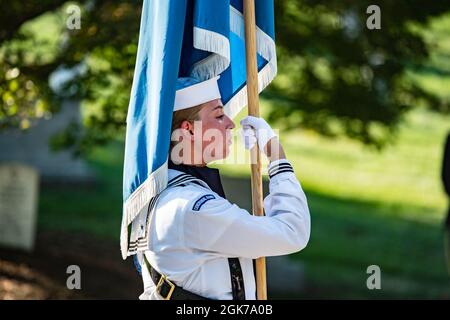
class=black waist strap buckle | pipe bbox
[143,255,209,300]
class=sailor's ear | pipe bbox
[180,120,195,140]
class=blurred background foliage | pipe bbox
[272,0,450,147]
[0,0,449,151]
[1,1,450,299]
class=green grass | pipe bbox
[38,104,450,299]
[296,191,449,299]
[38,140,124,238]
[214,104,450,299]
[216,104,449,216]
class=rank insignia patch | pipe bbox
[192,194,215,211]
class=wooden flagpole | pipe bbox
[243,0,267,300]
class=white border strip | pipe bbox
[120,159,168,259]
[190,27,230,80]
[224,5,278,119]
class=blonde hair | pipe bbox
[170,104,204,149]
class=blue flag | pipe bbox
[121,0,277,259]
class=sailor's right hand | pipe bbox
[240,116,286,162]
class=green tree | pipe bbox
[0,0,449,152]
[272,0,450,146]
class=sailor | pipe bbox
[130,76,311,300]
[442,132,450,275]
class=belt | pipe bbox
[143,255,209,300]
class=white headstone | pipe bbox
[0,164,39,251]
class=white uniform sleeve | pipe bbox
[183,159,311,259]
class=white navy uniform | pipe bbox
[136,159,311,300]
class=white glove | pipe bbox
[240,116,277,151]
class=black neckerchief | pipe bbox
[168,159,246,300]
[168,160,226,198]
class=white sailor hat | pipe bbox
[174,76,221,112]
